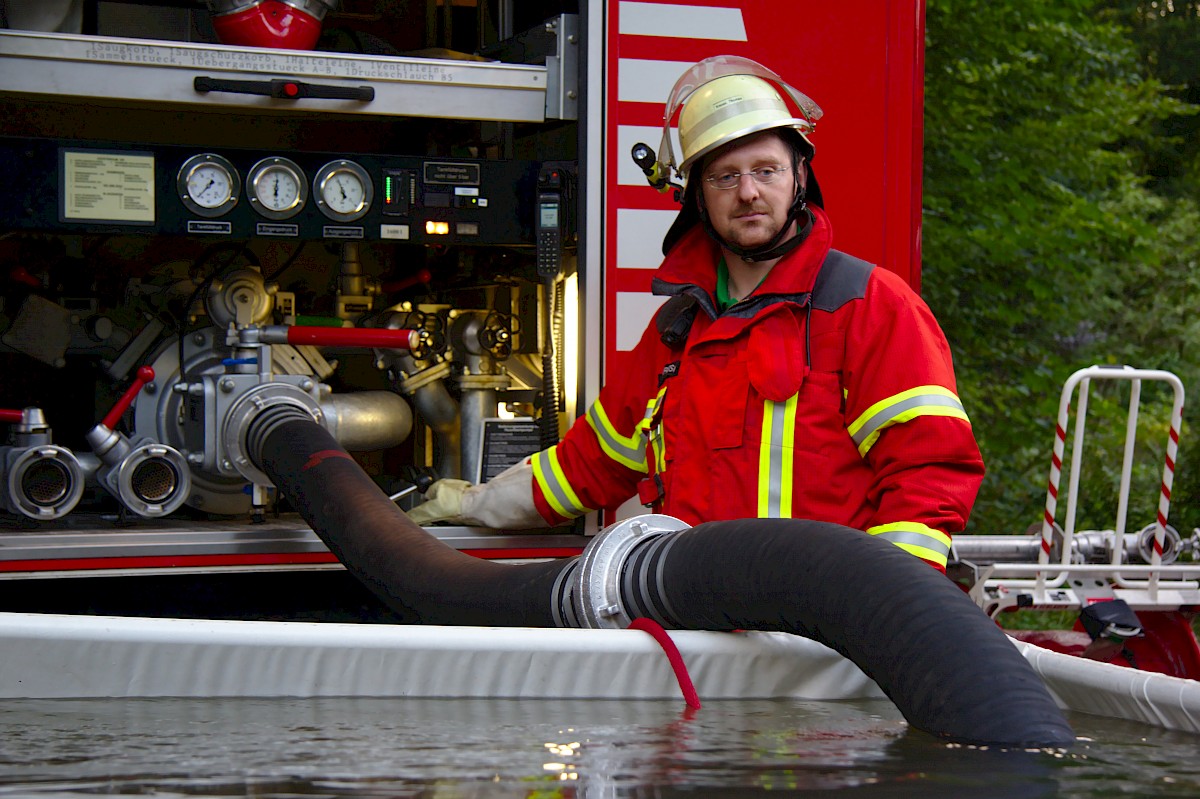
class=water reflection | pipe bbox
[0,697,1196,797]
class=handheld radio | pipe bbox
[536,166,565,277]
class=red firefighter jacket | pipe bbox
[531,207,984,570]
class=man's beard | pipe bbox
[724,203,782,249]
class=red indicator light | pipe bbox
[283,83,299,97]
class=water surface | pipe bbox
[0,697,1196,797]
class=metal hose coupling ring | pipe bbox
[107,441,192,518]
[239,393,324,484]
[3,445,85,521]
[573,514,691,629]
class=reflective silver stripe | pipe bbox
[585,402,647,472]
[870,530,952,561]
[686,97,796,154]
[850,393,965,450]
[532,449,590,518]
[758,394,796,518]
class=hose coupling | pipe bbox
[573,514,691,629]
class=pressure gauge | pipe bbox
[178,153,240,218]
[247,157,307,220]
[314,159,373,222]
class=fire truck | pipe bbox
[0,0,926,618]
[7,0,1191,625]
[1,2,1198,734]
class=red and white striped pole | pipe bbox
[1149,394,1185,591]
[1040,415,1068,565]
[1039,374,1083,575]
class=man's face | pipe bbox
[698,132,806,252]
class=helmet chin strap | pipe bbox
[697,164,814,263]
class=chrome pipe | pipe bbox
[320,391,413,452]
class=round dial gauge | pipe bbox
[178,154,240,218]
[247,157,307,220]
[314,160,373,222]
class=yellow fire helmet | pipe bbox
[659,55,823,181]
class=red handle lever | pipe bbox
[0,409,24,424]
[275,326,417,350]
[102,366,155,430]
[8,266,41,289]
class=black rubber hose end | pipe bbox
[642,519,1075,748]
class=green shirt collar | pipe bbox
[715,256,770,310]
[715,256,733,310]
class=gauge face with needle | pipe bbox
[178,154,240,218]
[247,157,307,220]
[314,160,373,222]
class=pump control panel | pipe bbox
[0,137,538,246]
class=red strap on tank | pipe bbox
[628,617,701,709]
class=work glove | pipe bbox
[406,478,470,525]
[406,458,550,530]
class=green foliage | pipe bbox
[1096,1,1200,202]
[922,0,1200,535]
[1001,609,1081,630]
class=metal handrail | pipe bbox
[987,366,1185,601]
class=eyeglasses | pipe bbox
[703,165,791,190]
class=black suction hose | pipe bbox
[254,410,577,627]
[251,412,1072,748]
[621,519,1075,748]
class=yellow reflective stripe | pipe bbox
[635,389,667,434]
[847,385,969,456]
[639,388,668,475]
[585,399,648,472]
[644,390,665,426]
[532,447,593,519]
[757,393,798,518]
[651,425,667,474]
[867,522,952,568]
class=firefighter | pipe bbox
[410,56,984,572]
